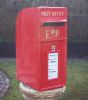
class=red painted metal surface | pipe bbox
[16,7,67,91]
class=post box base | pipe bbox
[19,82,66,100]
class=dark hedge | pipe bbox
[0,0,88,42]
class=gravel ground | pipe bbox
[0,71,10,97]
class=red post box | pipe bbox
[16,7,67,91]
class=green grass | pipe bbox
[60,58,88,100]
[0,58,88,100]
[0,59,23,100]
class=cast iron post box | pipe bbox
[16,7,67,91]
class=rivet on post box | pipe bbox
[16,7,67,91]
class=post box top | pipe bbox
[17,7,67,21]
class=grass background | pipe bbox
[0,58,88,100]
